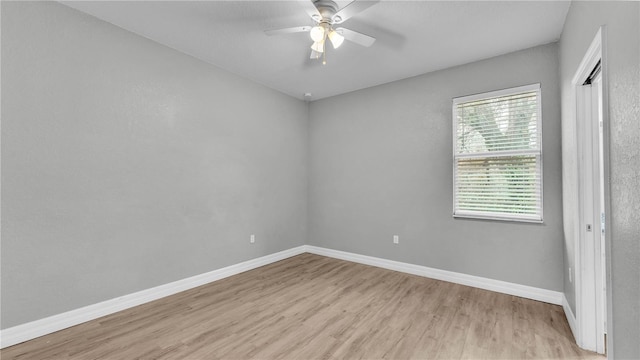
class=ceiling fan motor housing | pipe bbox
[313,0,340,24]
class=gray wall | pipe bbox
[309,43,564,292]
[559,2,640,358]
[1,2,308,329]
[5,3,636,356]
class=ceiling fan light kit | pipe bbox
[310,25,325,42]
[328,29,345,49]
[264,0,378,65]
[311,40,325,53]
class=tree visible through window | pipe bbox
[453,84,542,222]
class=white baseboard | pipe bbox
[562,293,578,341]
[304,245,563,305]
[0,246,306,349]
[1,244,566,349]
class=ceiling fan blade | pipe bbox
[335,27,376,47]
[264,26,312,36]
[332,0,379,24]
[298,0,321,21]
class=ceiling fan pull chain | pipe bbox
[322,30,328,65]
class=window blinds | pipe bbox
[453,84,542,222]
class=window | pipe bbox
[453,84,542,222]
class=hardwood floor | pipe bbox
[1,253,603,359]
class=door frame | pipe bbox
[571,26,613,356]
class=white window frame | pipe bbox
[452,83,543,223]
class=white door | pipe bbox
[577,62,607,355]
[573,27,610,356]
[590,69,607,355]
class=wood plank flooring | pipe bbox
[1,253,603,359]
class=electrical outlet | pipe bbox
[569,267,572,283]
[250,234,255,244]
[393,235,399,244]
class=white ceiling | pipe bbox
[61,1,570,101]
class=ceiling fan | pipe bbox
[265,0,379,64]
